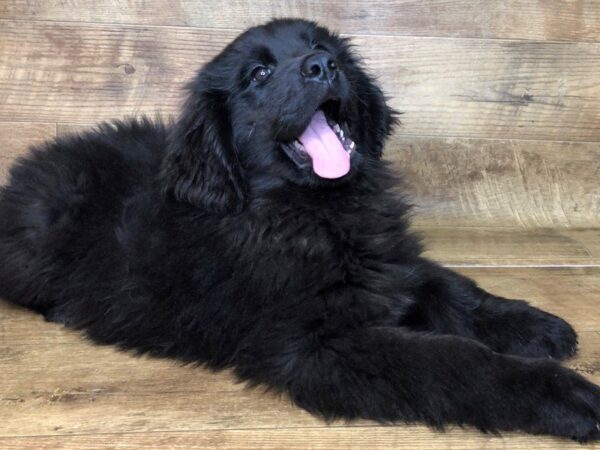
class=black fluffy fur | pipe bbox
[1,19,599,441]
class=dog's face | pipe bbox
[225,20,362,182]
[162,19,396,212]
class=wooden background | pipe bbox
[0,1,599,449]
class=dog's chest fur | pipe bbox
[219,190,421,316]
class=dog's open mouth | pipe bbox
[281,102,355,179]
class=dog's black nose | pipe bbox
[301,52,338,83]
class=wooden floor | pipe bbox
[1,1,599,448]
[0,232,599,449]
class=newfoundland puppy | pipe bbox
[0,19,598,441]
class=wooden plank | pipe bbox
[0,226,598,346]
[52,128,600,229]
[0,122,54,159]
[0,122,55,184]
[456,267,600,332]
[1,424,600,450]
[1,314,589,390]
[390,136,600,228]
[420,227,600,266]
[0,325,323,435]
[0,303,79,345]
[0,324,597,438]
[4,126,599,229]
[563,229,600,259]
[0,268,598,437]
[0,22,229,124]
[1,0,599,42]
[1,21,599,141]
[361,36,600,142]
[56,124,91,136]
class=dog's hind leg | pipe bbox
[235,326,600,440]
[400,260,578,360]
[0,189,56,308]
[0,143,103,315]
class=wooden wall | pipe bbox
[1,1,599,228]
[1,4,600,449]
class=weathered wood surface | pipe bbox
[1,21,599,142]
[0,122,55,184]
[1,17,599,229]
[1,425,599,450]
[1,3,599,448]
[455,267,600,332]
[0,267,598,446]
[1,0,599,42]
[3,129,600,230]
[391,137,600,228]
[421,227,600,266]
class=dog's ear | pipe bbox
[351,68,399,159]
[161,77,246,213]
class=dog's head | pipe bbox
[162,19,397,212]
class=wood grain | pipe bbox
[456,267,600,332]
[0,122,55,184]
[420,227,600,266]
[1,425,599,450]
[3,125,599,229]
[1,21,600,142]
[563,228,600,260]
[52,129,600,230]
[1,267,598,439]
[52,129,600,229]
[1,0,599,42]
[52,128,600,229]
[390,136,600,228]
[1,4,600,448]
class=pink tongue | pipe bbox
[298,110,350,179]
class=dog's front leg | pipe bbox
[236,326,600,440]
[401,259,578,360]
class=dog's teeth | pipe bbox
[343,139,354,154]
[339,130,344,140]
[333,123,341,133]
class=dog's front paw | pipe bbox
[477,299,578,360]
[513,310,578,360]
[534,363,600,442]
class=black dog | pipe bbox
[1,19,598,441]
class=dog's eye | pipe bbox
[311,41,329,52]
[251,66,272,83]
